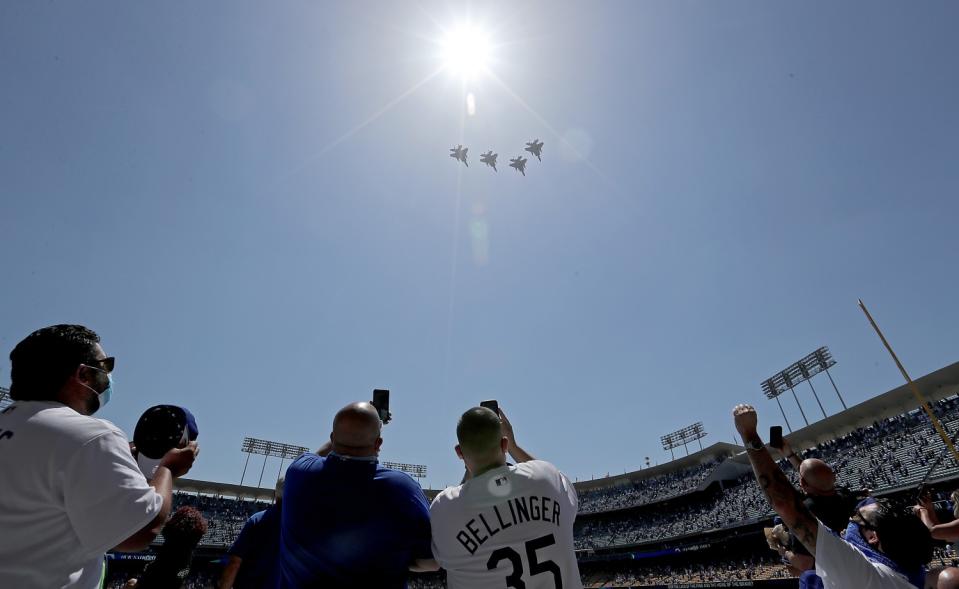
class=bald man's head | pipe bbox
[799,459,836,495]
[456,407,505,458]
[330,402,382,457]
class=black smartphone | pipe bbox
[372,389,390,423]
[769,426,783,449]
[480,399,499,416]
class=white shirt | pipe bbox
[0,401,163,589]
[815,519,915,589]
[430,460,583,589]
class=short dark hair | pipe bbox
[872,500,933,569]
[456,407,503,455]
[9,325,101,401]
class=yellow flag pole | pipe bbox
[858,299,959,464]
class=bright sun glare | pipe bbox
[440,25,491,80]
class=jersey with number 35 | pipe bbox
[430,460,582,589]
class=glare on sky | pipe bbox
[439,25,492,81]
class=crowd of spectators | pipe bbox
[584,553,791,587]
[576,396,959,550]
[105,570,217,589]
[803,397,959,492]
[576,476,775,549]
[170,494,270,547]
[578,459,723,514]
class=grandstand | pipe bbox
[0,386,11,411]
[106,361,959,588]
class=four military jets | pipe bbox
[449,140,544,176]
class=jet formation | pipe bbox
[449,139,544,176]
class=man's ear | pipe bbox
[74,364,93,386]
[455,444,464,460]
[374,437,383,452]
[501,437,509,454]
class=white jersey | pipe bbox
[0,401,163,589]
[430,460,582,589]
[814,520,915,589]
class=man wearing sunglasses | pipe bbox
[0,324,199,589]
[733,403,932,589]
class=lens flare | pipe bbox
[440,25,491,80]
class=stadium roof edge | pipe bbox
[727,360,959,464]
[572,442,743,492]
[174,477,277,501]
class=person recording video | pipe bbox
[428,405,583,589]
[275,399,432,588]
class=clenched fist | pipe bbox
[733,404,759,439]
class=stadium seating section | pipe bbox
[107,395,959,587]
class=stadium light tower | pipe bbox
[661,422,707,460]
[381,461,428,480]
[762,346,846,432]
[240,437,310,489]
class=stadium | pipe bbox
[90,360,959,588]
[3,2,959,589]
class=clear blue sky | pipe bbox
[2,1,957,489]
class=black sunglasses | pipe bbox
[854,509,875,530]
[85,357,116,373]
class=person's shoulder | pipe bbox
[869,562,917,587]
[288,452,323,471]
[248,508,269,524]
[429,484,464,514]
[516,459,562,478]
[29,402,122,444]
[378,464,424,492]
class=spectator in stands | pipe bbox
[734,403,932,589]
[773,439,857,575]
[0,325,198,589]
[276,401,433,587]
[220,476,285,589]
[428,406,583,589]
[131,506,209,588]
[917,490,959,543]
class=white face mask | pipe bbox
[79,365,113,413]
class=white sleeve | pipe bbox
[531,460,578,512]
[559,470,578,512]
[814,520,903,588]
[63,429,164,554]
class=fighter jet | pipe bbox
[524,139,544,162]
[509,156,527,176]
[480,151,498,171]
[449,145,468,167]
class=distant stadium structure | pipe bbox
[105,361,959,588]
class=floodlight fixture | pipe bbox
[382,461,428,479]
[761,346,846,432]
[239,437,310,489]
[661,422,707,459]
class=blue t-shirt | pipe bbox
[229,504,281,589]
[277,453,432,588]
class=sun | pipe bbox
[440,25,491,81]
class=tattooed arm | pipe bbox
[734,404,820,554]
